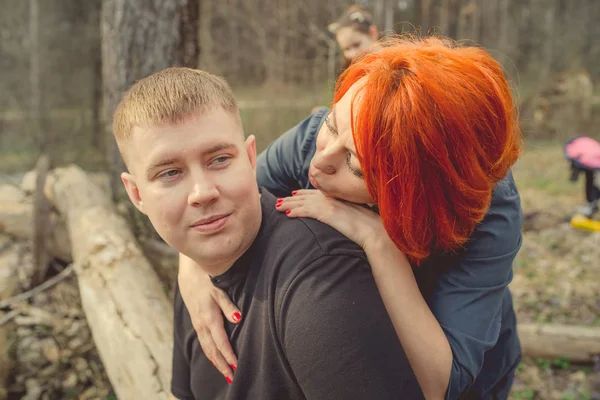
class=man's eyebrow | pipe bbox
[146,158,177,176]
[146,142,237,176]
[204,142,237,154]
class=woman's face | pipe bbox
[309,82,374,205]
[336,26,378,62]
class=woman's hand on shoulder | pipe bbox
[178,254,240,382]
[275,189,389,250]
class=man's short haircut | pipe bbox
[112,67,239,144]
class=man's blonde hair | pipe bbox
[113,67,238,143]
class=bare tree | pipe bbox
[439,0,450,36]
[497,0,510,68]
[539,0,556,83]
[469,0,480,43]
[421,0,431,34]
[180,0,199,68]
[29,0,42,153]
[198,0,215,71]
[101,0,185,197]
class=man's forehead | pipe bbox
[127,113,244,173]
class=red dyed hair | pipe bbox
[333,36,521,264]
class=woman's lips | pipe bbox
[190,214,230,233]
[308,173,320,189]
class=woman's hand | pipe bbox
[178,254,241,383]
[275,189,389,250]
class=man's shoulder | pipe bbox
[263,205,367,272]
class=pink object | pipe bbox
[565,136,600,169]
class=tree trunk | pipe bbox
[29,0,42,154]
[469,0,480,43]
[31,155,51,287]
[180,0,200,68]
[383,0,394,33]
[497,0,510,68]
[456,0,466,39]
[421,0,430,35]
[101,0,184,198]
[198,0,215,70]
[49,165,173,400]
[439,0,450,36]
[539,0,556,83]
[228,0,241,81]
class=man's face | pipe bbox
[121,107,262,271]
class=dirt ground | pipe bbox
[1,141,599,400]
[509,142,600,400]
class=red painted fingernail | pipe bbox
[292,191,297,195]
[232,312,242,323]
[231,364,237,371]
[277,198,283,203]
[276,203,281,208]
[210,360,215,366]
[285,210,291,215]
[226,376,233,384]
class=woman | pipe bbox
[328,5,379,68]
[178,36,523,399]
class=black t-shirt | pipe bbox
[171,190,423,400]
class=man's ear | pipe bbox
[121,172,146,214]
[245,135,257,170]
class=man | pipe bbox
[113,67,423,399]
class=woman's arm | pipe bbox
[365,237,452,400]
[278,176,522,399]
[278,190,451,399]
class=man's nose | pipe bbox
[187,172,219,206]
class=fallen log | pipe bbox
[49,165,173,400]
[518,323,600,363]
[0,183,71,263]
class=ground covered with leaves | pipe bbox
[510,143,600,400]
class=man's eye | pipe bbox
[210,155,232,167]
[158,169,180,180]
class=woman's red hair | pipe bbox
[333,36,521,264]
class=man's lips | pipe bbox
[190,214,230,233]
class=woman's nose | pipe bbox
[312,150,338,175]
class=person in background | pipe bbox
[328,5,380,69]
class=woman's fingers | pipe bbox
[210,319,239,372]
[210,289,240,368]
[212,288,242,325]
[196,324,234,384]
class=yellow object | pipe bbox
[570,213,600,232]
